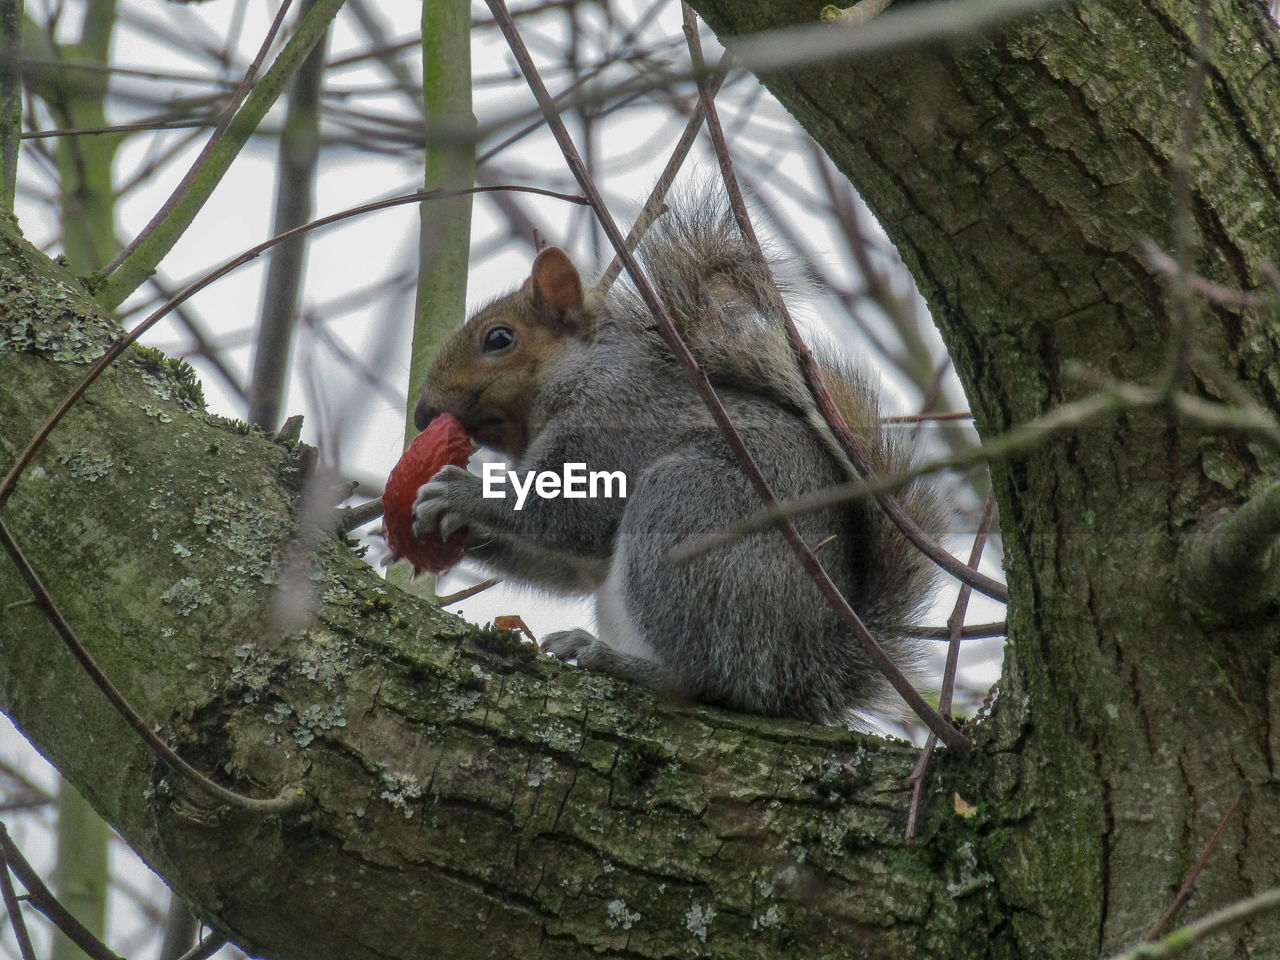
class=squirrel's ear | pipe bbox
[528,247,584,318]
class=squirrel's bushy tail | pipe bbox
[605,194,944,650]
[605,198,812,412]
[818,348,947,645]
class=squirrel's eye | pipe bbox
[482,326,516,353]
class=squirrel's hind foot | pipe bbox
[541,628,596,662]
[541,629,675,694]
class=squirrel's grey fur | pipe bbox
[414,196,944,724]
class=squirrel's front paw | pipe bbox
[413,464,480,541]
[541,628,597,662]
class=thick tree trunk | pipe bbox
[2,1,1279,959]
[685,0,1280,956]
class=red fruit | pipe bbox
[382,413,474,575]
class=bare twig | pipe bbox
[0,824,125,960]
[720,0,1064,76]
[21,117,216,140]
[0,792,52,813]
[1141,240,1271,312]
[248,0,331,431]
[1160,0,1212,395]
[882,411,974,424]
[596,65,727,291]
[438,577,502,606]
[176,932,229,960]
[338,496,385,532]
[1145,783,1250,940]
[940,491,998,718]
[0,846,37,960]
[157,895,198,960]
[0,759,53,808]
[1106,886,1280,960]
[906,491,997,843]
[486,0,971,755]
[100,0,296,280]
[906,620,1007,641]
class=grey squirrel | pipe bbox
[412,199,943,723]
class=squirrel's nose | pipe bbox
[413,396,437,432]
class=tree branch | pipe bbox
[248,0,331,432]
[95,0,343,310]
[1180,479,1280,623]
[0,825,123,960]
[0,216,990,960]
[1105,887,1280,960]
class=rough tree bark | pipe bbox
[1,1,1278,959]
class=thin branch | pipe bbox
[940,491,998,718]
[345,0,422,114]
[0,848,37,960]
[906,491,997,843]
[1105,886,1280,960]
[906,620,1007,641]
[882,411,975,424]
[437,576,502,606]
[157,896,198,960]
[0,759,52,808]
[21,117,216,140]
[676,377,1280,563]
[720,0,1065,76]
[1159,0,1212,395]
[486,0,971,756]
[1141,240,1271,312]
[0,793,53,813]
[1180,479,1280,622]
[176,933,229,960]
[338,497,382,532]
[248,0,331,431]
[1145,783,1250,940]
[596,65,727,291]
[96,0,354,311]
[0,824,124,960]
[18,55,244,86]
